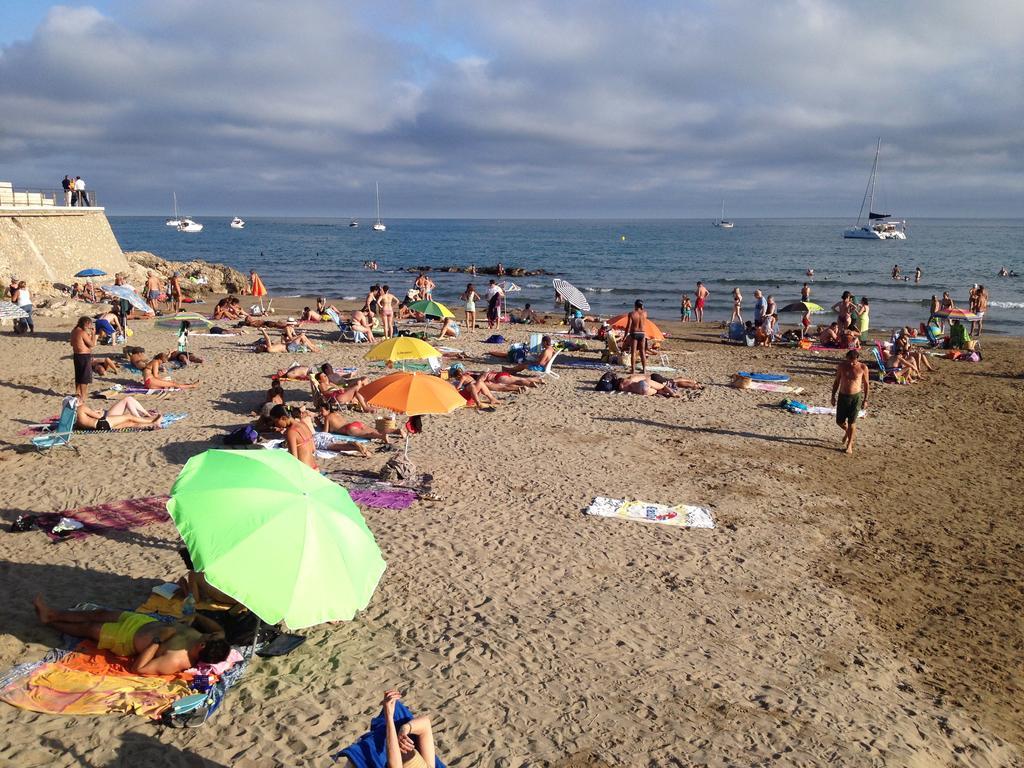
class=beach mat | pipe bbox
[584,496,714,528]
[27,496,171,542]
[348,488,418,510]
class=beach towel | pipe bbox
[0,640,192,719]
[781,400,866,417]
[348,488,418,510]
[112,384,183,395]
[333,700,447,768]
[260,433,367,459]
[732,381,804,394]
[28,496,171,542]
[584,496,715,528]
[554,358,612,370]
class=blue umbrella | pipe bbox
[75,268,107,278]
[101,284,153,314]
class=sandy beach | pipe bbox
[0,305,1022,767]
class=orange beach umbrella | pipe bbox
[250,272,268,298]
[608,313,666,341]
[359,372,465,416]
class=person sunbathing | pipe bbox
[242,315,289,330]
[881,346,922,382]
[253,383,287,431]
[270,405,371,467]
[450,370,501,408]
[437,316,460,339]
[283,323,320,352]
[502,335,556,374]
[448,363,540,393]
[91,357,121,376]
[818,323,840,346]
[377,690,440,768]
[255,328,288,353]
[300,306,323,322]
[317,371,372,411]
[143,353,198,389]
[616,373,699,397]
[317,405,401,443]
[33,595,230,676]
[894,333,937,372]
[75,399,163,430]
[177,548,239,608]
[351,310,375,341]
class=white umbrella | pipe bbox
[552,278,590,312]
[0,301,30,320]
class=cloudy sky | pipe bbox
[1,1,1022,217]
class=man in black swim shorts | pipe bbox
[70,316,96,400]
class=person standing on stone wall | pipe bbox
[74,176,89,206]
[62,175,73,206]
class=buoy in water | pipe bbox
[620,235,626,241]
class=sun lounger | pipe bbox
[871,343,908,383]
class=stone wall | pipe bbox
[0,209,129,288]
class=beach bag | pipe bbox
[484,334,505,344]
[595,372,617,392]
[223,426,258,446]
[379,453,415,482]
[507,344,527,364]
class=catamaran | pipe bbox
[844,138,907,240]
[713,200,734,228]
[372,182,386,232]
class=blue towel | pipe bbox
[333,701,446,768]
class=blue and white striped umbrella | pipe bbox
[552,278,590,312]
[101,284,153,314]
[0,301,29,320]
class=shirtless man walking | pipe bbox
[70,316,97,401]
[695,281,709,323]
[831,349,870,455]
[34,595,230,675]
[145,272,163,313]
[623,300,648,374]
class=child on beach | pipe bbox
[680,294,692,322]
[730,288,743,323]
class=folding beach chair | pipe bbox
[31,397,79,451]
[309,375,341,413]
[327,307,366,343]
[538,348,562,379]
[871,343,908,384]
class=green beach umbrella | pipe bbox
[408,299,454,319]
[168,450,386,629]
[778,301,824,313]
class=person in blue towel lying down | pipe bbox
[339,690,444,768]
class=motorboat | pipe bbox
[230,217,245,229]
[713,200,734,228]
[372,182,386,231]
[844,138,907,240]
[177,218,203,233]
[349,219,359,227]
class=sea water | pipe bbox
[110,217,1024,335]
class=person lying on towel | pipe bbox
[33,595,230,675]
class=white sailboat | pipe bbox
[230,216,245,229]
[844,138,907,240]
[713,200,734,228]
[372,182,386,232]
[165,192,183,227]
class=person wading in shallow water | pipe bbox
[831,349,870,455]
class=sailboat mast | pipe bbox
[721,199,725,221]
[375,182,381,224]
[867,138,880,218]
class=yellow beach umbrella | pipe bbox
[364,336,441,363]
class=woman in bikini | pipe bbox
[317,405,403,443]
[730,288,743,323]
[378,285,398,339]
[143,353,198,389]
[75,399,163,430]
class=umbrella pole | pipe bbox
[248,617,262,661]
[404,432,410,459]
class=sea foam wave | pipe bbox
[989,301,1024,309]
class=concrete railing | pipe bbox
[0,181,100,209]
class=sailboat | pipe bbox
[372,182,386,232]
[844,138,907,240]
[713,200,734,228]
[166,192,183,227]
